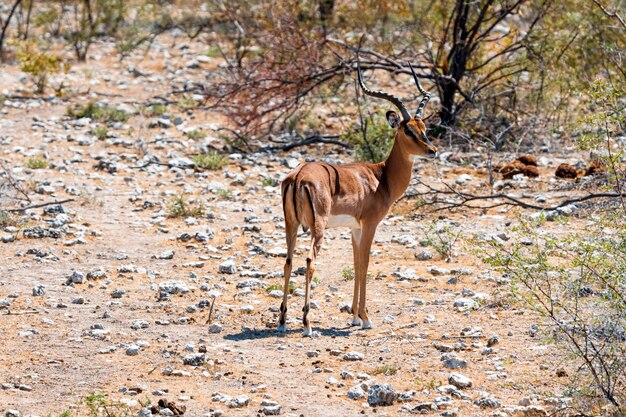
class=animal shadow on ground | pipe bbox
[223,326,353,341]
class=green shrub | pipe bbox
[26,158,48,169]
[477,81,626,414]
[215,188,232,201]
[193,152,228,171]
[67,102,129,123]
[168,196,205,218]
[186,129,207,140]
[16,40,69,94]
[341,108,393,163]
[91,126,109,140]
[372,365,398,376]
[261,177,278,187]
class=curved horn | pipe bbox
[409,62,431,119]
[357,58,411,122]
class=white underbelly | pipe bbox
[327,214,360,229]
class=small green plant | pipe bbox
[341,266,354,281]
[186,129,207,140]
[193,152,228,171]
[267,282,296,294]
[261,177,278,187]
[168,196,205,218]
[16,40,69,94]
[67,102,129,123]
[0,210,21,228]
[91,126,109,140]
[206,44,222,58]
[423,221,462,262]
[341,107,393,163]
[215,188,233,201]
[372,365,398,376]
[141,104,168,117]
[178,97,199,110]
[84,392,131,417]
[26,158,48,169]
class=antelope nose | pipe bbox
[428,147,438,157]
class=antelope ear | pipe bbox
[386,111,401,129]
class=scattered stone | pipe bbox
[487,335,500,347]
[262,405,281,415]
[442,354,467,369]
[448,373,472,389]
[415,250,433,261]
[183,353,206,366]
[475,395,500,408]
[32,284,46,296]
[229,395,250,408]
[154,250,175,259]
[87,267,108,280]
[367,383,397,406]
[208,323,223,334]
[159,281,190,294]
[131,320,150,330]
[347,385,366,400]
[427,266,450,276]
[343,351,364,361]
[126,345,140,356]
[67,271,86,284]
[219,260,236,274]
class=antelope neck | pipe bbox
[379,138,414,202]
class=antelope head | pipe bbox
[357,61,438,159]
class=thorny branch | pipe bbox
[407,178,626,213]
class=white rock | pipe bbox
[449,373,472,389]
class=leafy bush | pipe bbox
[91,126,109,140]
[16,40,68,94]
[168,196,205,218]
[25,158,48,169]
[478,81,626,414]
[67,102,129,123]
[341,109,393,163]
[193,152,228,171]
[185,129,207,140]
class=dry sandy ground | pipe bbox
[0,35,587,417]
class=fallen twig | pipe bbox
[4,199,74,213]
[258,134,348,153]
[408,178,626,213]
[1,309,40,315]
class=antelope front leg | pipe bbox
[357,226,376,329]
[350,228,362,326]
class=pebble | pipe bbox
[219,260,236,274]
[475,395,500,408]
[448,373,472,389]
[442,354,467,369]
[32,284,46,296]
[183,353,206,366]
[262,405,281,415]
[159,281,190,294]
[347,385,366,400]
[427,266,450,276]
[126,345,140,356]
[343,351,364,361]
[229,395,250,408]
[131,320,150,330]
[208,323,223,333]
[367,383,397,406]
